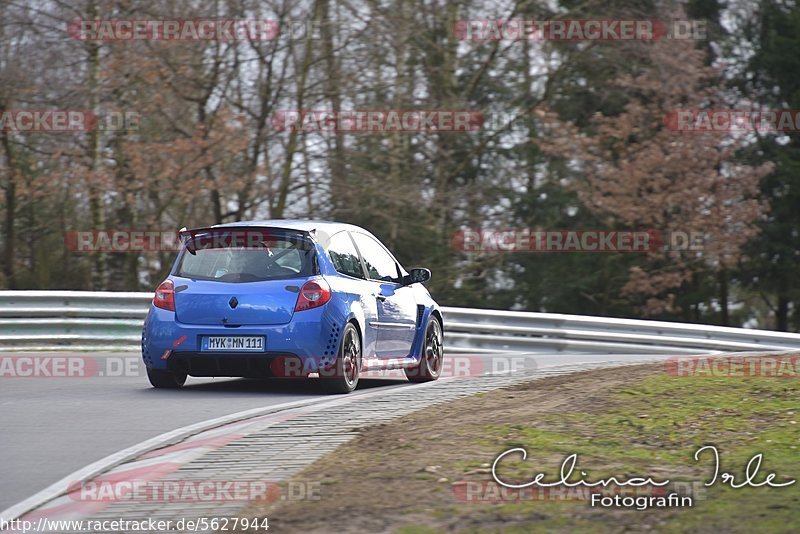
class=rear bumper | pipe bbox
[142,306,338,376]
[166,351,299,378]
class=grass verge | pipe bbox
[235,363,799,533]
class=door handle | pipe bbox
[376,294,387,301]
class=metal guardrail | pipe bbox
[443,307,800,355]
[0,291,149,352]
[2,291,800,354]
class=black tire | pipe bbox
[405,317,443,383]
[320,322,361,394]
[147,367,187,389]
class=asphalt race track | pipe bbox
[0,350,669,512]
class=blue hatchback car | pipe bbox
[141,220,443,393]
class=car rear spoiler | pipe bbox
[178,226,315,254]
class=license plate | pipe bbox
[202,336,265,352]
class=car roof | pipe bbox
[210,219,373,247]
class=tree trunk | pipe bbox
[321,0,346,218]
[274,0,322,218]
[776,294,789,332]
[718,269,729,326]
[85,0,106,289]
[1,129,17,289]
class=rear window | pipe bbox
[175,231,316,282]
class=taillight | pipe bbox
[295,279,331,312]
[154,279,175,311]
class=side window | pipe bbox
[328,231,365,279]
[351,232,400,282]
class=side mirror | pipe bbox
[403,267,431,286]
